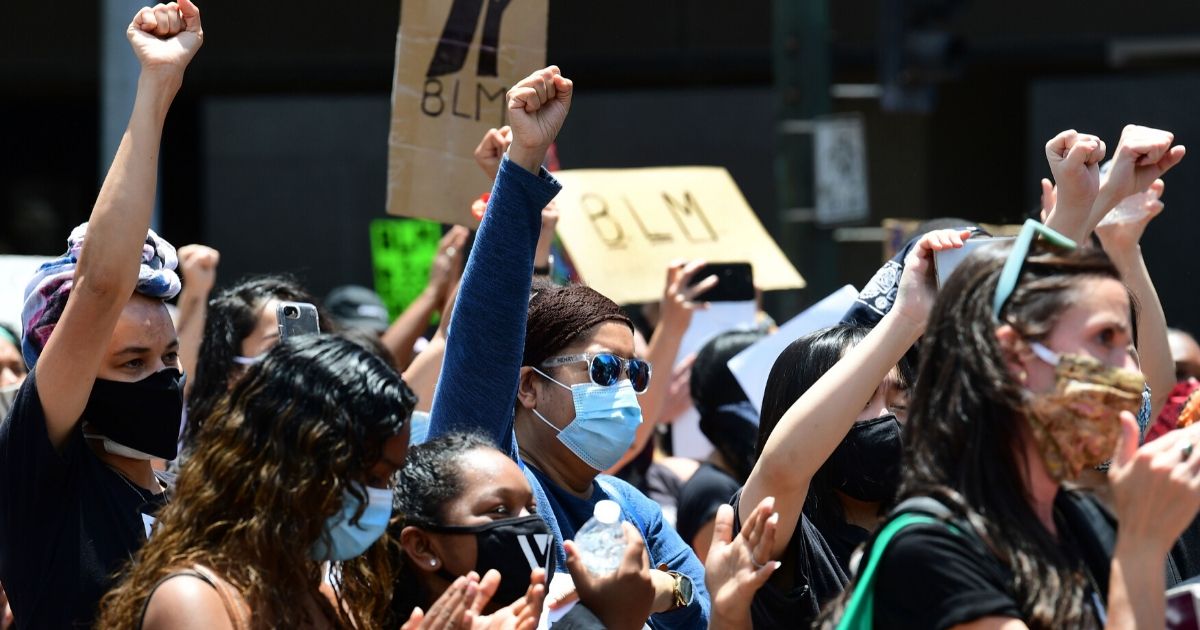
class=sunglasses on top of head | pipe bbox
[540,352,652,394]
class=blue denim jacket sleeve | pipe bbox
[427,156,561,456]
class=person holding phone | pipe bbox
[184,275,330,450]
[0,3,202,626]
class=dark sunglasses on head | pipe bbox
[540,352,652,394]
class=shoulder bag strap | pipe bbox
[835,514,950,630]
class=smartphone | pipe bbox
[277,301,321,341]
[688,262,755,302]
[1166,582,1200,629]
[933,237,1013,288]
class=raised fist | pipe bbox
[1102,124,1186,204]
[178,244,220,296]
[1045,129,1105,214]
[475,126,513,180]
[127,1,204,74]
[505,66,573,174]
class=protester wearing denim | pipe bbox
[427,155,710,629]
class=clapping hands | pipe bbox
[401,569,546,630]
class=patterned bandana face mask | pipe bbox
[1023,342,1145,482]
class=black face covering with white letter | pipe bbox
[827,414,902,503]
[426,515,556,606]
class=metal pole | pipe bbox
[773,0,835,317]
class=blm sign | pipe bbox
[387,0,548,224]
[552,166,806,305]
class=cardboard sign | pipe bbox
[552,167,806,305]
[386,0,548,224]
[369,219,444,321]
[728,285,859,413]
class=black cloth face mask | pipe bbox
[82,368,185,461]
[425,514,556,607]
[827,413,902,503]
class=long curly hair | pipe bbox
[99,335,416,629]
[821,241,1124,629]
[185,274,331,448]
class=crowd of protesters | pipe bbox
[3,2,1200,629]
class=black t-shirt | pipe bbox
[642,462,687,512]
[872,492,1110,630]
[730,488,848,630]
[820,519,869,573]
[0,370,167,627]
[676,463,740,545]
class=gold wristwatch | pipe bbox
[657,563,695,610]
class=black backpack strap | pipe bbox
[890,497,954,520]
[878,496,993,563]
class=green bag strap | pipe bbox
[835,514,959,630]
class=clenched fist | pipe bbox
[128,0,204,74]
[505,66,573,174]
[178,244,220,297]
[475,126,513,180]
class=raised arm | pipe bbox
[1091,125,1185,237]
[740,229,969,559]
[1042,129,1105,243]
[1095,180,1173,419]
[427,67,570,447]
[36,1,202,449]
[176,244,219,397]
[382,226,468,371]
[403,281,458,412]
[606,260,715,474]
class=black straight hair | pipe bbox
[757,325,891,533]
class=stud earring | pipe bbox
[430,559,437,567]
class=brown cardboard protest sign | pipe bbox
[552,167,806,305]
[387,0,547,224]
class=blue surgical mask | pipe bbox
[531,368,642,471]
[311,483,393,561]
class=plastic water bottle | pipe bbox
[574,500,626,576]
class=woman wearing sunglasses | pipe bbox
[824,220,1200,629]
[425,65,709,629]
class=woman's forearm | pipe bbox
[1106,541,1165,628]
[741,311,922,558]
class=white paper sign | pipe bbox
[728,285,859,413]
[669,301,759,460]
[673,301,759,369]
[0,256,54,332]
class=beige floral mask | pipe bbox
[1024,342,1145,481]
